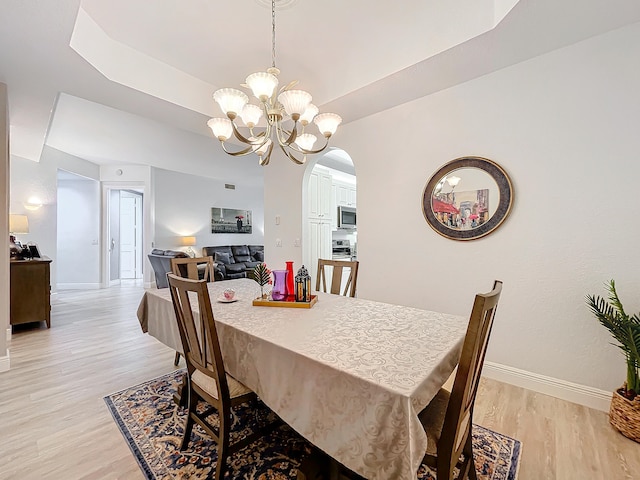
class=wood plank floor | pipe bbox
[1,284,639,479]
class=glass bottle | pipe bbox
[285,261,295,299]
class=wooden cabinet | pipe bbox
[10,257,52,328]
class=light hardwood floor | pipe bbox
[1,284,638,479]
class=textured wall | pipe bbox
[265,23,640,393]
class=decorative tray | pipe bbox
[252,295,317,309]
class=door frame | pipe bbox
[101,181,149,288]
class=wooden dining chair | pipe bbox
[170,256,216,282]
[168,256,216,365]
[316,259,359,297]
[418,280,503,480]
[167,273,273,480]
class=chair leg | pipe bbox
[464,434,477,480]
[180,391,197,451]
[215,411,231,480]
[174,351,181,366]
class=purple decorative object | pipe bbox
[271,270,288,301]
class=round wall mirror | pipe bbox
[422,157,513,241]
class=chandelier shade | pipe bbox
[213,88,249,117]
[207,118,233,141]
[207,0,341,166]
[245,72,278,101]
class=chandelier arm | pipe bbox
[279,144,306,165]
[274,120,298,147]
[231,121,268,147]
[259,142,275,166]
[220,141,256,157]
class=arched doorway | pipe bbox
[302,148,356,283]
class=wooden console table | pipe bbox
[10,257,52,328]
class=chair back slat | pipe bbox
[170,256,216,282]
[440,280,502,465]
[167,273,230,402]
[316,259,359,297]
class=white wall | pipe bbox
[1,83,10,372]
[10,147,101,292]
[265,22,640,400]
[153,167,264,254]
[57,176,101,288]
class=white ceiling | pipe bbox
[1,0,639,185]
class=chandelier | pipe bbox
[207,0,342,166]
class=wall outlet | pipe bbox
[294,238,300,247]
[276,238,282,247]
[275,215,281,225]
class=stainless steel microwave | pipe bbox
[337,206,356,229]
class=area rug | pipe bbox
[105,370,521,479]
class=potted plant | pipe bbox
[586,279,640,442]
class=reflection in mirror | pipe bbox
[431,168,500,231]
[422,157,513,241]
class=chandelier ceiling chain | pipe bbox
[271,0,277,69]
[207,0,342,166]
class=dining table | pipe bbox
[136,278,468,480]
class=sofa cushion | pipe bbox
[244,261,261,271]
[252,251,264,262]
[203,246,234,262]
[231,245,252,263]
[214,251,232,265]
[225,263,245,274]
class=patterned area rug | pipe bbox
[105,370,521,480]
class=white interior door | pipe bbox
[119,191,143,279]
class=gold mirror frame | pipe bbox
[422,157,514,241]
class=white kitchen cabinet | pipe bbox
[308,217,332,282]
[308,170,333,219]
[307,169,333,282]
[347,186,356,207]
[334,180,356,207]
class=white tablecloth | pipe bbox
[137,278,467,480]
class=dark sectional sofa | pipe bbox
[202,245,264,281]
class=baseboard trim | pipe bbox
[6,327,10,343]
[56,283,101,290]
[0,351,10,372]
[109,279,121,287]
[483,362,612,412]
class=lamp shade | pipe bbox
[213,88,249,117]
[314,113,342,137]
[180,236,196,247]
[295,133,317,151]
[9,214,29,234]
[245,72,278,101]
[278,90,312,118]
[207,118,233,141]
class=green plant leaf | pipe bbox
[586,280,640,394]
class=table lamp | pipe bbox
[180,236,197,257]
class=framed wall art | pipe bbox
[211,207,253,234]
